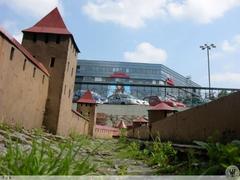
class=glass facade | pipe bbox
[75,59,201,99]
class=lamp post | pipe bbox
[200,43,216,98]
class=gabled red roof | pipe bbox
[76,90,96,104]
[149,102,176,111]
[22,8,80,52]
[110,72,130,79]
[23,8,70,35]
[0,27,49,76]
[133,116,149,123]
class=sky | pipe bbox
[0,0,240,88]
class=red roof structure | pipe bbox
[76,90,96,104]
[133,116,149,123]
[22,8,80,52]
[0,28,49,76]
[149,102,176,111]
[110,72,130,79]
[166,78,174,86]
[116,120,127,129]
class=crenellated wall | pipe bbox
[0,31,49,129]
[94,125,119,139]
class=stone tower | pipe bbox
[21,8,80,134]
[76,90,97,137]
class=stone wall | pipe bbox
[0,31,49,129]
[57,110,89,136]
[127,126,149,140]
[128,91,240,143]
[94,125,119,139]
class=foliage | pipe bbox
[149,138,177,167]
[118,128,127,143]
[0,137,95,175]
[194,140,240,175]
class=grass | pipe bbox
[0,133,95,175]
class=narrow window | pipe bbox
[64,85,66,95]
[33,67,36,78]
[67,62,70,72]
[45,34,49,43]
[33,34,37,42]
[71,67,74,77]
[68,89,71,98]
[42,75,45,84]
[10,47,15,60]
[50,57,55,68]
[77,65,80,70]
[56,35,60,44]
[23,59,27,70]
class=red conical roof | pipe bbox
[133,116,149,123]
[23,8,71,35]
[149,102,176,111]
[76,90,96,104]
[116,120,127,129]
[22,7,80,52]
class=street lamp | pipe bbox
[200,43,216,98]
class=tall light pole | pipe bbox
[200,43,216,98]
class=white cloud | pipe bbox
[82,0,240,28]
[221,35,240,53]
[124,42,167,64]
[212,72,240,88]
[13,33,23,43]
[212,72,240,82]
[0,0,63,17]
[168,0,240,24]
[82,0,166,28]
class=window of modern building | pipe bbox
[95,77,102,82]
[56,35,60,44]
[10,47,15,60]
[33,67,36,78]
[23,59,27,70]
[49,57,55,68]
[77,65,80,70]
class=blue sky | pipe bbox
[0,0,240,88]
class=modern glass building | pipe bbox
[75,59,201,99]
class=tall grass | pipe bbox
[0,137,95,175]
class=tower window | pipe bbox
[33,67,36,78]
[49,57,55,68]
[68,89,71,98]
[42,75,45,84]
[45,34,49,43]
[64,85,66,95]
[56,35,60,44]
[33,34,37,42]
[67,61,70,72]
[23,59,27,70]
[10,47,15,60]
[71,67,74,77]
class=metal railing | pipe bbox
[75,81,240,107]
